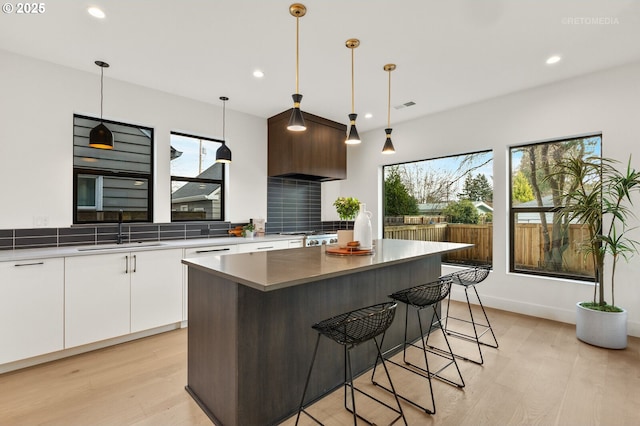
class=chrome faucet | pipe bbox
[117,210,128,244]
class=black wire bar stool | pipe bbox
[372,278,464,415]
[440,265,498,365]
[296,302,407,426]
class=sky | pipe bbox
[170,134,221,177]
[387,150,494,202]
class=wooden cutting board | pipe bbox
[325,246,374,256]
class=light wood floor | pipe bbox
[1,302,639,425]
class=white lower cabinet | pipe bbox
[65,248,183,348]
[1,239,306,366]
[0,258,64,364]
[131,248,183,333]
[65,253,131,348]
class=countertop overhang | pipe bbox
[182,239,471,292]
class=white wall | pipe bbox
[0,50,267,228]
[333,62,640,337]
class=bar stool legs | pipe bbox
[441,266,498,365]
[372,279,465,415]
[296,302,407,426]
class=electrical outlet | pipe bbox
[32,216,49,227]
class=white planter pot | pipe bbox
[575,302,627,349]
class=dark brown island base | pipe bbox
[182,239,470,426]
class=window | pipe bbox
[170,132,225,221]
[382,150,493,267]
[73,115,153,223]
[509,135,601,280]
[77,175,102,210]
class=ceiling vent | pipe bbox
[394,101,416,110]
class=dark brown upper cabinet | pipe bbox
[268,109,347,181]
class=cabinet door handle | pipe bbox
[125,255,129,274]
[133,255,137,273]
[195,248,231,253]
[256,246,274,250]
[14,261,45,267]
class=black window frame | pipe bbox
[170,131,226,222]
[508,134,602,281]
[381,149,494,268]
[73,114,154,224]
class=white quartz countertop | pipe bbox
[182,239,472,292]
[0,235,302,263]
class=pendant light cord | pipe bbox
[351,47,355,114]
[100,66,104,120]
[295,16,300,94]
[222,99,226,141]
[387,69,391,127]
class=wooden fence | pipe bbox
[384,222,594,274]
[385,215,446,225]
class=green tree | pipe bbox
[384,166,419,215]
[458,173,493,202]
[515,137,599,271]
[443,199,479,224]
[512,170,535,203]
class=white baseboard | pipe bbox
[449,292,640,339]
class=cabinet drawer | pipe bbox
[184,244,237,257]
[237,240,289,253]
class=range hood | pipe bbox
[268,109,347,181]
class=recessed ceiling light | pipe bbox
[546,55,562,65]
[253,70,264,78]
[88,7,106,19]
[364,113,373,119]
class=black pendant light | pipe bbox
[215,96,232,164]
[89,60,114,149]
[287,3,307,131]
[345,38,361,144]
[382,64,396,154]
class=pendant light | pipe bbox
[345,38,361,144]
[382,64,396,154]
[287,3,307,131]
[215,96,232,163]
[89,60,114,149]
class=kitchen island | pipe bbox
[182,239,470,426]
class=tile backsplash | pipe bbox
[266,177,321,233]
[0,222,237,251]
[266,177,353,234]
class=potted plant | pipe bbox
[555,155,640,349]
[334,197,360,220]
[242,223,255,238]
[333,197,360,247]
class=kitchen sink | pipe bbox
[77,242,166,251]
